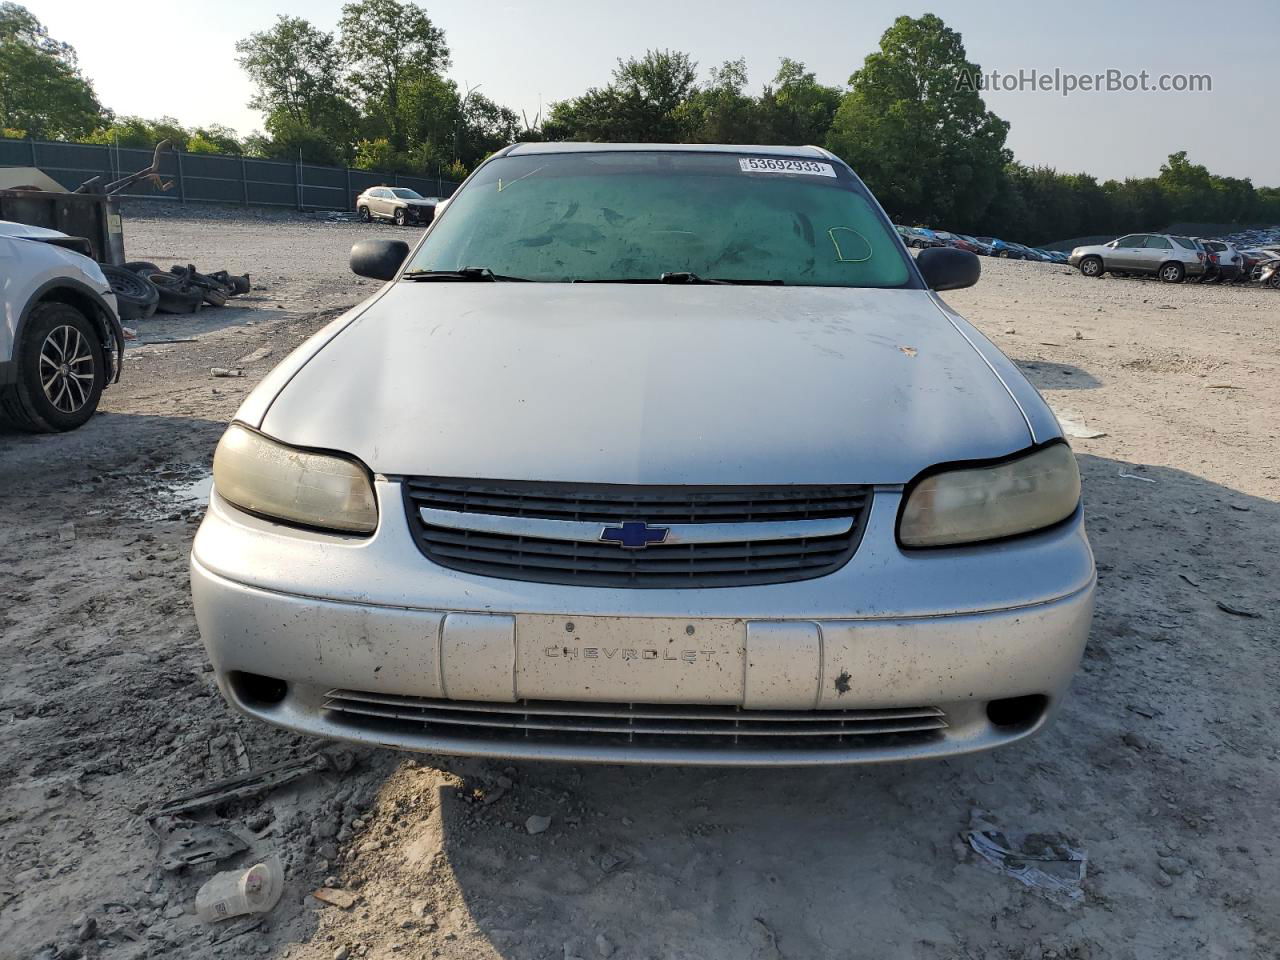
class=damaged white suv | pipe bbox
[193,144,1094,766]
[0,221,124,431]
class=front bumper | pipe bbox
[191,482,1095,766]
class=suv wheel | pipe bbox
[1159,262,1186,283]
[394,207,407,226]
[0,301,105,432]
[1078,256,1103,278]
[358,206,372,223]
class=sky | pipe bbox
[29,0,1280,185]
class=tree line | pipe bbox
[3,3,1277,241]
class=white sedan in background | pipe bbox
[0,221,124,432]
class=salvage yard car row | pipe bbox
[896,220,1280,286]
[1070,233,1280,284]
[896,225,1070,263]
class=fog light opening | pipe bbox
[986,694,1048,731]
[231,671,288,708]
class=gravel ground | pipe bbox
[2,207,1278,960]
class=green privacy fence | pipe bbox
[0,137,460,210]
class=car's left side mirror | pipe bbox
[916,246,980,291]
[350,239,410,281]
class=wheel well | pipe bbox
[33,285,117,378]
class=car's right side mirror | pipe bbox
[916,246,980,291]
[350,239,410,281]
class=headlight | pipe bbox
[898,444,1080,548]
[212,424,378,534]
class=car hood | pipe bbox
[0,219,68,239]
[260,284,1033,485]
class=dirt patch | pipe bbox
[2,221,1278,959]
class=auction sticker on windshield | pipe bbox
[739,157,836,177]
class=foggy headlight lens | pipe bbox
[212,424,378,534]
[899,444,1080,547]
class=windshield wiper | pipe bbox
[402,267,530,282]
[577,272,784,285]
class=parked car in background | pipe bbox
[945,234,981,254]
[0,221,124,432]
[975,237,1011,257]
[956,234,995,256]
[355,186,440,226]
[902,227,943,248]
[1198,239,1244,282]
[1241,248,1279,280]
[194,143,1092,767]
[1069,233,1206,282]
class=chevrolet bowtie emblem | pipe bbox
[599,521,669,549]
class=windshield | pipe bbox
[405,151,914,287]
[391,188,423,199]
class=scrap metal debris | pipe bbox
[149,815,248,871]
[963,809,1087,908]
[148,752,329,819]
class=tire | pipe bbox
[1159,262,1186,283]
[100,264,159,321]
[1266,272,1280,290]
[1078,256,1103,278]
[124,260,161,276]
[146,273,205,314]
[201,286,228,307]
[358,206,371,223]
[210,271,251,296]
[394,207,407,226]
[0,301,105,432]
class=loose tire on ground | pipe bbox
[146,273,205,314]
[1159,262,1186,283]
[1079,256,1103,278]
[0,301,105,432]
[100,264,159,321]
[201,286,228,307]
[124,260,161,276]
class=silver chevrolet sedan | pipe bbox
[191,143,1094,766]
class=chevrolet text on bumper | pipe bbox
[192,143,1095,765]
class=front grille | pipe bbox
[401,478,872,587]
[323,691,947,751]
